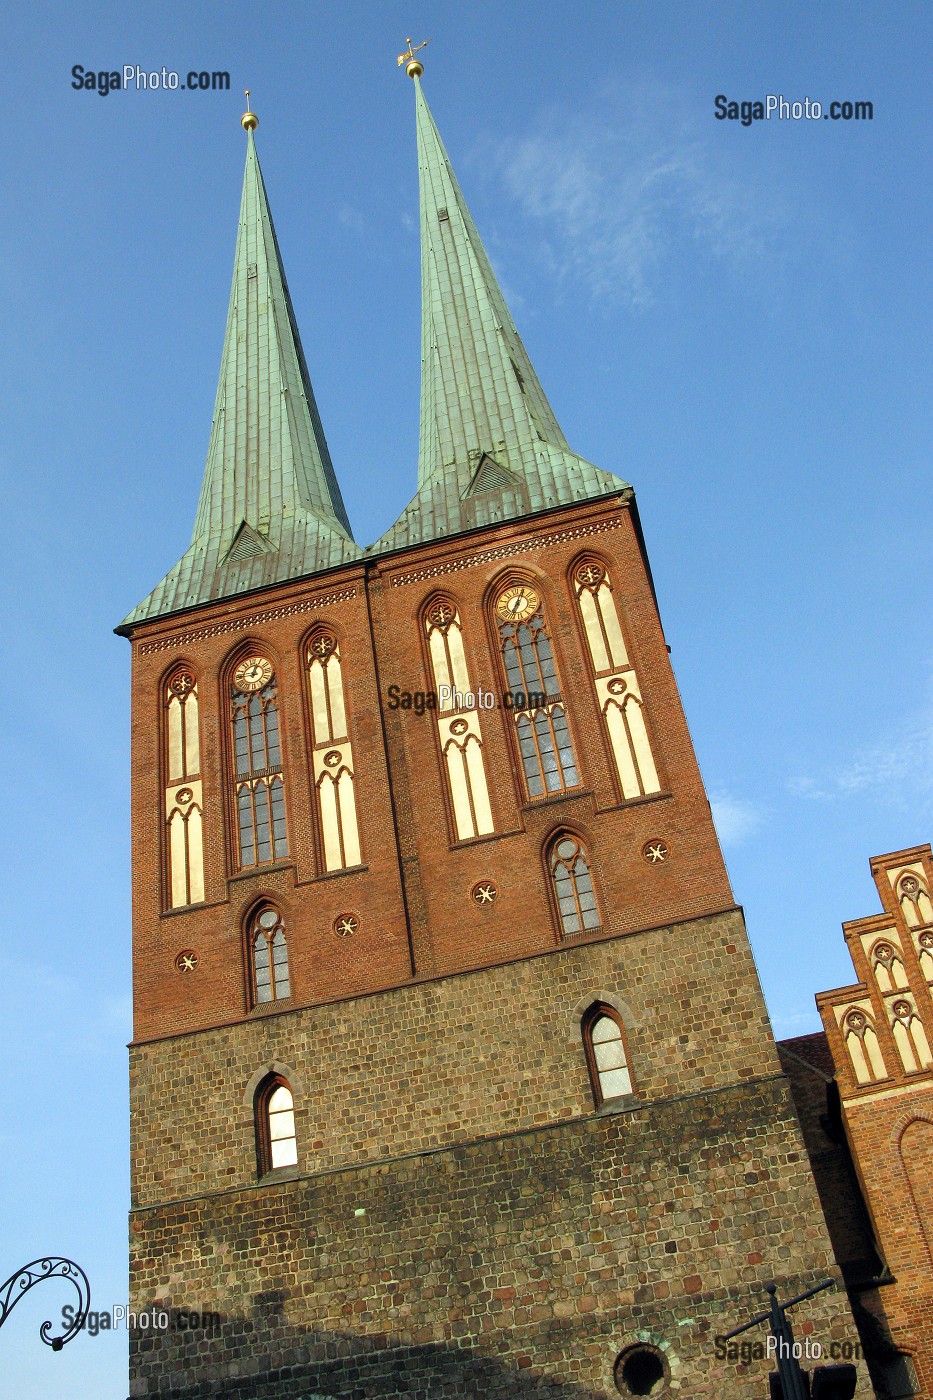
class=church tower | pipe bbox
[122,76,866,1399]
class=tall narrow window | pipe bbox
[582,1005,633,1106]
[164,667,205,907]
[255,1074,298,1175]
[842,1007,887,1085]
[572,559,660,801]
[424,597,494,840]
[495,583,578,798]
[251,906,290,1004]
[549,833,601,940]
[231,655,288,868]
[305,631,362,871]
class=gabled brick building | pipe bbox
[781,846,933,1398]
[119,70,870,1399]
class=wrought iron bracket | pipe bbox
[0,1257,91,1350]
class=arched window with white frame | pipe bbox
[582,1004,634,1106]
[255,1073,298,1175]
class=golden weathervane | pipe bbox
[397,37,429,78]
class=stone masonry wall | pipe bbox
[128,1077,872,1399]
[130,909,777,1207]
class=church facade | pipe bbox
[121,71,871,1398]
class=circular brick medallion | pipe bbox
[471,881,498,906]
[642,840,670,864]
[334,913,359,938]
[175,950,199,973]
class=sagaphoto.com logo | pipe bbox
[71,64,230,96]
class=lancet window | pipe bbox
[871,940,908,993]
[582,1005,633,1106]
[891,999,933,1074]
[231,655,288,868]
[424,598,494,840]
[897,872,933,927]
[250,905,291,1005]
[255,1074,298,1175]
[571,558,660,801]
[549,833,601,941]
[495,583,578,798]
[164,667,205,907]
[842,1007,887,1085]
[305,631,361,871]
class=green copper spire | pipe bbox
[121,121,361,630]
[374,72,628,553]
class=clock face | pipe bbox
[496,585,540,623]
[234,656,273,693]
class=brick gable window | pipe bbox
[549,833,601,940]
[251,906,291,1005]
[582,1004,633,1106]
[230,660,289,867]
[255,1074,298,1175]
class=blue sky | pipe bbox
[2,3,930,1394]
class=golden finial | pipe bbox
[241,90,258,132]
[397,37,429,78]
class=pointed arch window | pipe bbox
[572,559,660,801]
[164,668,205,907]
[495,586,579,798]
[250,906,290,1004]
[305,631,362,871]
[231,656,288,868]
[255,1074,298,1175]
[842,1007,887,1085]
[871,940,908,993]
[897,872,933,927]
[582,1005,633,1106]
[424,598,494,840]
[549,833,601,941]
[891,998,933,1074]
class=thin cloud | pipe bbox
[710,791,765,846]
[790,703,933,806]
[484,78,786,306]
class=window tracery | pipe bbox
[250,906,291,1005]
[424,599,494,839]
[842,1007,887,1085]
[898,872,933,927]
[571,557,660,801]
[871,939,908,993]
[496,587,578,798]
[231,657,288,868]
[891,998,933,1073]
[549,833,601,941]
[305,631,362,870]
[164,667,205,907]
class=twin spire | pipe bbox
[123,69,627,628]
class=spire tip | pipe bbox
[241,89,258,132]
[397,37,429,79]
